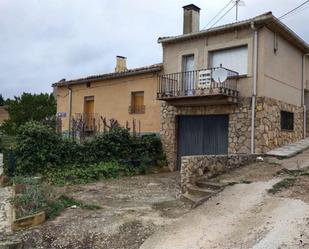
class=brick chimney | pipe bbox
[183,4,200,34]
[115,56,127,73]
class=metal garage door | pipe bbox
[177,115,229,170]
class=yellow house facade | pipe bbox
[0,106,9,125]
[53,57,162,133]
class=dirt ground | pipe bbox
[141,154,309,249]
[9,151,309,249]
[17,173,190,249]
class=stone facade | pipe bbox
[181,154,257,193]
[254,97,303,153]
[160,96,304,171]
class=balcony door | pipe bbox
[182,54,195,95]
[84,96,94,130]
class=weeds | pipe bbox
[10,176,101,219]
[268,178,297,194]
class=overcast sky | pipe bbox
[0,0,308,98]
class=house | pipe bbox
[158,4,309,170]
[0,106,9,125]
[52,57,162,134]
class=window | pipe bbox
[130,91,145,114]
[281,111,294,131]
[209,46,248,75]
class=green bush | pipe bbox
[14,121,62,175]
[85,128,133,163]
[12,121,166,181]
[43,162,130,185]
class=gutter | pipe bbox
[67,85,73,135]
[251,22,258,154]
[302,53,309,138]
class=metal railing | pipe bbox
[157,67,239,99]
[128,105,146,114]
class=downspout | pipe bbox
[250,22,258,154]
[67,84,73,135]
[302,53,309,138]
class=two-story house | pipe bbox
[158,4,309,170]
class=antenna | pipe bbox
[233,0,245,21]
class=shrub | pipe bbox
[43,162,130,185]
[14,121,62,175]
[85,128,133,163]
[11,121,166,181]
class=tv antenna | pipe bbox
[233,0,246,21]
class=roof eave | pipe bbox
[158,13,273,44]
[52,65,163,87]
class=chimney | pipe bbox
[183,4,200,34]
[115,56,127,72]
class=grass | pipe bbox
[268,178,297,194]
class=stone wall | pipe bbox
[161,98,252,171]
[180,154,257,193]
[160,96,304,171]
[254,97,303,153]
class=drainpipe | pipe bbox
[67,85,73,135]
[302,53,309,138]
[250,22,258,154]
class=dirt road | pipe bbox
[141,156,309,249]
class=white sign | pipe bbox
[198,70,211,88]
[57,112,67,118]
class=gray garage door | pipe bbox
[177,115,229,170]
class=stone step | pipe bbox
[186,184,215,196]
[195,180,226,190]
[180,193,204,205]
[181,193,214,208]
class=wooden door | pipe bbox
[84,97,94,130]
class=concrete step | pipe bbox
[181,192,214,208]
[186,184,215,196]
[180,193,201,205]
[0,241,23,249]
[195,180,226,190]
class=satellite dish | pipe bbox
[212,68,228,83]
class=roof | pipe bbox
[158,12,309,52]
[52,63,163,87]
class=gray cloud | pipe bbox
[0,0,308,98]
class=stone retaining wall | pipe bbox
[160,96,304,171]
[180,154,257,193]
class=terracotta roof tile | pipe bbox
[52,63,163,87]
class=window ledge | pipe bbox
[281,129,294,132]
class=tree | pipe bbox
[0,94,4,106]
[0,93,56,135]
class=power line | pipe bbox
[202,0,233,29]
[278,0,309,20]
[279,4,309,21]
[209,2,237,28]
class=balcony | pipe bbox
[157,67,239,106]
[128,105,146,114]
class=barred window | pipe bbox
[281,111,294,131]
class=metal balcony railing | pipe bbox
[128,105,146,114]
[157,67,239,100]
